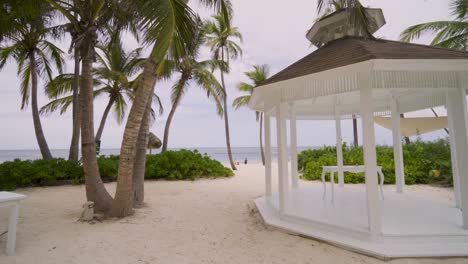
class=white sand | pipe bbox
[0,163,466,264]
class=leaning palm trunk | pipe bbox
[162,81,186,152]
[95,97,115,145]
[30,53,53,160]
[430,108,450,135]
[133,99,152,208]
[259,112,265,165]
[111,52,158,217]
[220,50,237,170]
[80,36,113,213]
[69,48,81,161]
[400,113,411,144]
[352,115,358,147]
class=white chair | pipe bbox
[321,165,384,203]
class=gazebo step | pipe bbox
[255,196,468,259]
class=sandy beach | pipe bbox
[0,163,466,264]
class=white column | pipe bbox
[264,112,272,197]
[391,97,405,194]
[276,103,289,215]
[446,88,468,227]
[289,103,299,189]
[335,107,344,187]
[360,87,382,236]
[447,103,461,208]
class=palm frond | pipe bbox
[434,33,467,50]
[152,93,164,115]
[198,0,232,29]
[238,82,254,93]
[155,59,176,79]
[204,13,243,63]
[198,59,229,72]
[45,73,76,98]
[400,20,468,50]
[113,93,127,124]
[451,0,468,20]
[232,95,250,110]
[193,70,224,116]
[41,40,65,74]
[36,49,54,82]
[20,62,31,110]
[39,94,73,115]
[137,0,197,62]
[0,44,21,70]
[170,76,189,104]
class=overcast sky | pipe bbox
[0,0,453,150]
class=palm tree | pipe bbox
[40,34,159,151]
[233,64,270,165]
[401,0,466,143]
[0,3,64,159]
[204,13,242,171]
[111,0,232,217]
[162,25,226,152]
[66,12,82,163]
[401,0,467,50]
[46,0,133,212]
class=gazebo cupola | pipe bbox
[306,8,386,47]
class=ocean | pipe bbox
[0,147,315,164]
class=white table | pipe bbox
[321,165,384,203]
[0,192,26,255]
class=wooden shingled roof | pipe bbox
[260,36,468,87]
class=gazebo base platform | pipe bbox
[255,185,468,259]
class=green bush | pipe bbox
[97,155,120,180]
[0,159,83,191]
[0,150,234,190]
[300,139,453,186]
[145,149,234,180]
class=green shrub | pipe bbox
[97,155,119,180]
[144,149,234,180]
[0,150,234,190]
[300,138,453,186]
[0,159,83,190]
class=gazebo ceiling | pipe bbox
[289,89,448,120]
[249,37,468,119]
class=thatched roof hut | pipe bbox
[147,132,161,154]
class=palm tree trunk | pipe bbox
[133,98,152,208]
[29,53,53,160]
[80,36,113,213]
[111,50,158,217]
[95,97,114,145]
[69,48,81,161]
[352,115,358,147]
[400,113,411,144]
[430,108,449,135]
[259,112,265,165]
[162,80,186,152]
[220,49,237,170]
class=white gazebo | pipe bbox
[249,8,468,258]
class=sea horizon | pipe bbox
[0,146,318,164]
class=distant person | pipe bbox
[244,157,248,164]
